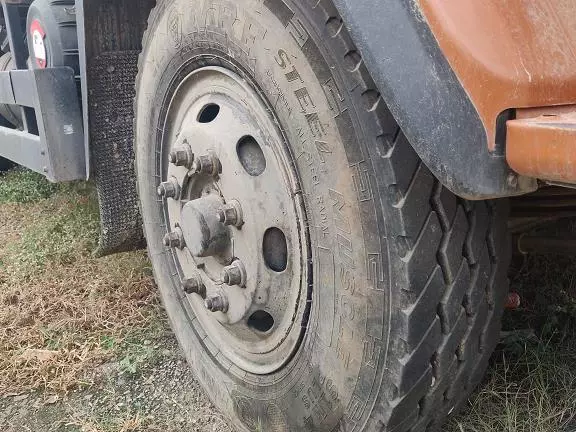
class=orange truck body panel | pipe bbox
[508,109,576,184]
[419,0,576,183]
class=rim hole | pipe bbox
[248,310,275,333]
[198,104,220,123]
[237,136,266,176]
[263,227,288,272]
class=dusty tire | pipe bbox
[27,0,79,74]
[135,1,511,431]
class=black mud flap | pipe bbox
[332,0,537,199]
[80,0,155,256]
[89,51,146,256]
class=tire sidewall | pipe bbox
[136,1,392,430]
[27,3,78,72]
[27,6,62,69]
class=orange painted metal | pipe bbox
[507,110,576,183]
[418,0,576,152]
[515,105,576,120]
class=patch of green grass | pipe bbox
[117,320,170,376]
[119,345,156,376]
[3,185,100,279]
[101,335,119,351]
[0,168,59,203]
[0,175,161,395]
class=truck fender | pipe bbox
[332,0,537,199]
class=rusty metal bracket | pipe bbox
[507,108,576,185]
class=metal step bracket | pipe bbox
[0,66,85,181]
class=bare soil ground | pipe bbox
[0,340,231,432]
[0,169,575,432]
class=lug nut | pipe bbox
[205,295,229,313]
[216,200,244,227]
[163,227,186,249]
[157,176,181,199]
[190,153,221,177]
[221,260,247,287]
[182,275,206,297]
[169,143,194,168]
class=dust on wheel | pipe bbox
[135,1,511,431]
[158,66,310,375]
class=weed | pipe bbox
[0,169,58,204]
[119,345,156,376]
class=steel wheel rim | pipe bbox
[158,66,310,375]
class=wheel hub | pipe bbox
[180,195,230,258]
[158,67,309,374]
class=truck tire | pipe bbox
[0,13,23,131]
[27,0,79,75]
[0,53,23,129]
[134,1,511,431]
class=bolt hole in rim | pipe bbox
[263,227,288,272]
[160,66,310,375]
[197,103,221,123]
[248,310,275,333]
[236,135,267,176]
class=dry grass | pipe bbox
[450,253,576,432]
[449,334,576,432]
[0,169,160,396]
[67,409,145,432]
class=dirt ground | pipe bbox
[0,339,231,432]
[1,170,575,432]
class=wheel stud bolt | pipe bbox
[205,295,229,313]
[216,200,243,227]
[221,260,247,287]
[182,275,206,297]
[190,153,221,177]
[157,177,181,199]
[163,227,186,249]
[169,143,194,168]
